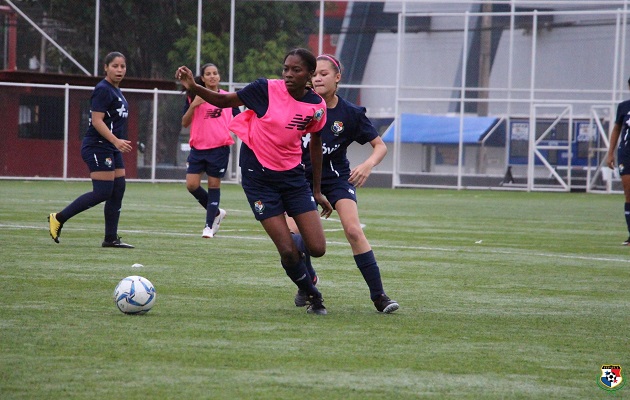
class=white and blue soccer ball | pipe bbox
[113,275,156,314]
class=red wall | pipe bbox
[0,71,176,179]
[0,85,140,178]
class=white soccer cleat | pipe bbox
[202,225,214,238]
[211,208,226,236]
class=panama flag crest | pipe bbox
[599,365,624,391]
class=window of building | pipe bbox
[18,95,64,140]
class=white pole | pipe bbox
[196,0,202,75]
[527,11,538,192]
[318,0,324,55]
[612,10,621,105]
[229,0,235,89]
[457,12,470,190]
[619,1,628,97]
[230,0,239,184]
[392,6,405,188]
[151,88,158,182]
[505,0,515,174]
[93,0,100,76]
[63,84,70,179]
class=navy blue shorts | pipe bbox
[321,179,357,209]
[240,144,317,221]
[186,146,230,178]
[81,145,124,172]
[618,148,630,176]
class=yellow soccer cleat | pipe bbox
[48,213,63,243]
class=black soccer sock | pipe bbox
[104,176,126,240]
[281,256,319,296]
[291,233,317,282]
[206,188,220,227]
[354,250,385,301]
[625,202,630,235]
[58,179,114,223]
[190,186,208,209]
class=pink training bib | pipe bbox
[189,89,235,150]
[229,79,326,171]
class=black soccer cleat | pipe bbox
[306,293,327,315]
[623,237,630,246]
[373,294,399,314]
[294,275,319,307]
[102,236,135,249]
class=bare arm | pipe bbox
[176,66,243,109]
[606,123,622,169]
[349,136,387,188]
[91,111,132,153]
[181,96,205,128]
[309,132,333,218]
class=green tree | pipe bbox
[167,26,230,76]
[168,28,291,83]
[234,32,291,82]
[16,0,317,80]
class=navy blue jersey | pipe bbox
[83,79,129,149]
[236,78,323,118]
[301,96,378,183]
[615,99,630,153]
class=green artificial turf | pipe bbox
[0,180,627,399]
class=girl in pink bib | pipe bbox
[181,63,238,238]
[176,49,332,315]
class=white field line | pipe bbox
[2,223,629,264]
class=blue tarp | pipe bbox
[382,113,504,146]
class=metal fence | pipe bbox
[1,0,629,192]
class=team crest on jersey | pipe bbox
[598,365,624,391]
[314,108,324,122]
[331,121,344,136]
[254,200,265,214]
[104,157,113,167]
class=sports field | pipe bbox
[0,180,627,399]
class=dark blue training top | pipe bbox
[301,96,378,183]
[236,78,323,118]
[615,99,630,154]
[83,79,129,150]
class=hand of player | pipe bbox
[314,192,333,218]
[175,66,195,90]
[115,138,133,153]
[349,162,373,188]
[606,153,615,169]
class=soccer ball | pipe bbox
[113,275,156,314]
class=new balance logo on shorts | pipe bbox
[285,114,313,131]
